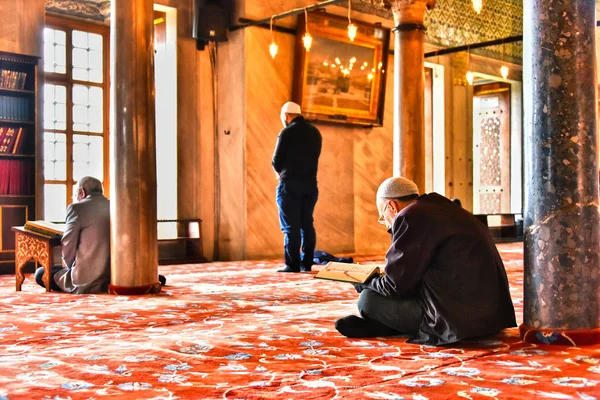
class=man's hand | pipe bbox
[353,283,365,293]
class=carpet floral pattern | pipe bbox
[0,243,599,399]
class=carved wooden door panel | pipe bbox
[473,83,511,214]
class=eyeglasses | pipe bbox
[377,203,389,225]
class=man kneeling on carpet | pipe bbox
[34,176,166,293]
[335,176,517,345]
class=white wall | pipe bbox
[154,4,178,238]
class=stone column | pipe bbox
[522,0,599,345]
[389,0,435,191]
[109,0,161,294]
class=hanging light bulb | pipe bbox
[348,23,357,41]
[499,41,508,79]
[347,0,357,41]
[303,33,313,52]
[269,42,278,59]
[269,15,278,59]
[472,0,483,14]
[303,8,312,52]
[466,71,474,85]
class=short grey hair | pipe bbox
[78,176,103,195]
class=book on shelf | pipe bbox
[0,95,30,121]
[314,262,384,284]
[0,126,25,153]
[0,126,7,146]
[0,69,27,90]
[24,221,64,237]
[0,158,34,195]
[11,127,23,153]
[0,126,16,153]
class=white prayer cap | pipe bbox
[376,177,419,200]
[280,102,302,127]
[281,101,302,115]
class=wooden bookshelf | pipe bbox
[0,119,34,124]
[0,88,35,95]
[0,154,35,159]
[0,51,40,274]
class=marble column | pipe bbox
[389,0,435,191]
[522,0,599,345]
[109,0,161,295]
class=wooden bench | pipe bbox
[157,219,207,265]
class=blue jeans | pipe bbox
[34,266,64,292]
[276,180,318,269]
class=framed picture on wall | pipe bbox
[293,12,390,126]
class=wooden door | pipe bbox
[473,83,511,214]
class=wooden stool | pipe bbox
[12,227,61,291]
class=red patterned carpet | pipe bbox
[0,242,599,399]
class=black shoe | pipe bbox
[335,315,399,338]
[159,275,166,286]
[277,265,301,273]
[300,266,312,272]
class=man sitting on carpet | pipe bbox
[34,176,111,293]
[34,177,167,293]
[335,176,517,345]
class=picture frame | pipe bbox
[293,12,390,126]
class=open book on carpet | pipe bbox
[315,262,384,283]
[24,220,64,237]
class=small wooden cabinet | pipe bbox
[0,51,40,274]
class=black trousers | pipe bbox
[357,289,423,336]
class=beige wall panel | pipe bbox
[176,36,199,220]
[0,0,44,56]
[444,56,455,200]
[245,28,296,259]
[217,30,246,260]
[353,54,395,255]
[451,84,474,211]
[313,124,355,255]
[198,50,216,261]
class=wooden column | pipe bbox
[389,0,435,190]
[109,0,160,294]
[522,0,599,345]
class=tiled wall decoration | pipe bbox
[355,0,523,63]
[45,0,110,22]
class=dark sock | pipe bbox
[335,315,400,338]
[158,275,166,286]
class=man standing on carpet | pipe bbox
[335,176,516,345]
[272,101,322,273]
